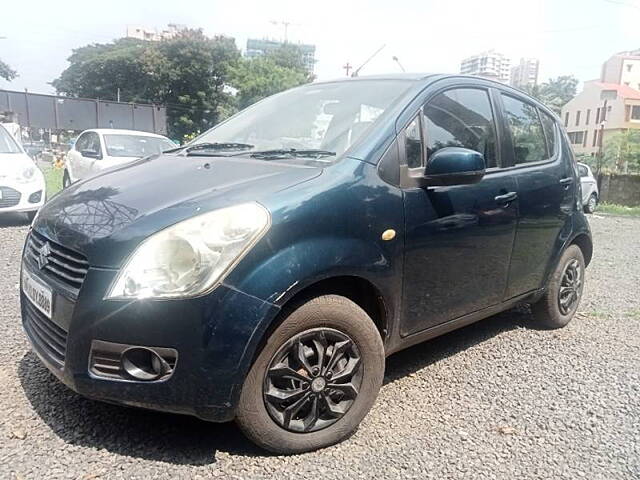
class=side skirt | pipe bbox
[385,289,543,357]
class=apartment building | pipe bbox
[510,57,540,90]
[600,49,640,90]
[561,81,640,156]
[460,50,511,83]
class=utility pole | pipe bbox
[270,20,297,43]
[596,96,609,176]
[343,62,352,76]
[117,87,121,103]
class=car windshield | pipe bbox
[191,79,414,161]
[104,134,175,158]
[0,126,22,154]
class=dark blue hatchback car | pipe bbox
[21,74,592,453]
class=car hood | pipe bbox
[0,153,36,177]
[34,154,322,268]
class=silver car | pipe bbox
[578,162,598,213]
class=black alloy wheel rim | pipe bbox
[558,259,582,315]
[263,328,363,433]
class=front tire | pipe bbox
[532,245,585,329]
[236,295,385,454]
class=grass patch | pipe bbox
[597,203,640,217]
[40,164,63,199]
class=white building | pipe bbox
[600,49,640,91]
[125,24,187,42]
[561,81,640,156]
[510,57,539,90]
[460,50,511,83]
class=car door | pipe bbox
[400,86,519,336]
[498,93,577,298]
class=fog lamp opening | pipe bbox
[121,347,172,381]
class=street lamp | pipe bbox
[392,56,405,72]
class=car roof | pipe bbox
[312,73,520,88]
[83,129,169,138]
[309,73,553,114]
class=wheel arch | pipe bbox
[570,232,593,267]
[255,275,389,360]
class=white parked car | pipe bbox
[63,129,175,187]
[577,162,599,213]
[0,124,46,221]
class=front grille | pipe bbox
[0,186,21,207]
[23,297,68,368]
[25,230,89,291]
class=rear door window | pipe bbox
[501,94,549,164]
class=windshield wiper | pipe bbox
[246,149,336,159]
[170,142,255,155]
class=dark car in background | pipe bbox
[20,74,592,454]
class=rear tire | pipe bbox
[584,193,597,214]
[62,169,71,188]
[532,245,585,329]
[235,295,385,454]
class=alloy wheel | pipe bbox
[263,328,363,433]
[558,259,582,315]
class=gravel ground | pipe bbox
[0,212,638,480]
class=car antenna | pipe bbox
[351,44,386,77]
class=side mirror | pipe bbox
[81,149,101,160]
[424,147,486,186]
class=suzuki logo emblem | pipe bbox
[37,242,52,270]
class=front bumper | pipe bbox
[20,245,280,422]
[0,178,45,213]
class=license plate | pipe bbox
[22,269,53,319]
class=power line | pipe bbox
[603,0,640,8]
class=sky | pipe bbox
[0,0,637,96]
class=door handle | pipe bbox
[559,177,574,189]
[494,191,518,204]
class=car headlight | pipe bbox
[106,203,270,300]
[17,167,36,183]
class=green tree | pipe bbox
[52,38,158,101]
[52,33,312,140]
[0,58,17,81]
[533,75,579,114]
[265,43,310,73]
[52,30,240,140]
[154,31,239,139]
[229,56,309,110]
[603,129,640,173]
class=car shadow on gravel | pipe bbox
[18,306,535,464]
[0,212,31,228]
[383,306,534,385]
